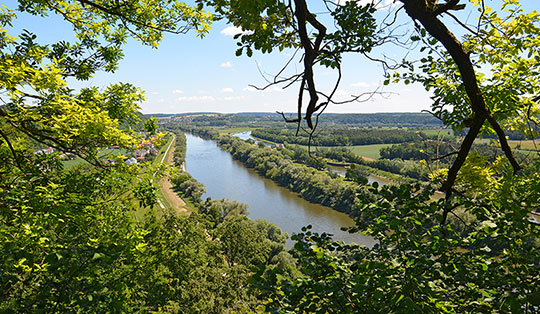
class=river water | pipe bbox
[185,133,375,247]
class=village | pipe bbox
[35,132,161,166]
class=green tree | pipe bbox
[143,117,158,135]
[0,1,213,311]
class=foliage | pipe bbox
[0,1,209,163]
[397,1,540,137]
[170,170,207,202]
[0,152,159,311]
[216,135,377,216]
[171,130,187,167]
[252,127,423,147]
[257,160,540,312]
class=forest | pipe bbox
[1,0,540,313]
[251,127,423,146]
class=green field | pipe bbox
[62,148,128,169]
[300,143,393,159]
[348,144,394,159]
[417,128,455,139]
[217,127,252,135]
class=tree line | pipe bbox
[216,135,378,217]
[318,148,428,181]
[251,127,423,146]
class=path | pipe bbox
[157,133,187,214]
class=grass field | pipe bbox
[476,138,539,151]
[510,140,538,151]
[348,144,393,159]
[418,128,455,139]
[217,127,252,135]
[62,148,128,169]
[62,158,85,169]
[300,143,393,159]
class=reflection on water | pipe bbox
[233,131,252,141]
[185,133,375,247]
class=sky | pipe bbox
[3,1,538,114]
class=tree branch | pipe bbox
[399,0,520,197]
[0,128,24,170]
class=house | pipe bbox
[35,147,54,155]
[104,159,117,165]
[133,150,148,158]
[125,157,138,165]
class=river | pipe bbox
[185,133,375,247]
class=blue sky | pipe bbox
[4,1,538,114]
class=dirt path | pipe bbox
[359,155,376,162]
[158,134,188,214]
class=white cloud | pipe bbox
[172,89,184,94]
[334,89,349,97]
[221,87,234,93]
[220,26,253,37]
[243,86,258,92]
[150,91,160,95]
[176,95,216,102]
[351,81,373,88]
[220,61,233,68]
[223,96,246,101]
[175,95,245,103]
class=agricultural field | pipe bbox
[217,127,252,135]
[476,138,539,151]
[415,128,455,139]
[300,143,393,159]
[348,144,394,159]
[510,139,538,151]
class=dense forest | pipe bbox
[251,127,423,146]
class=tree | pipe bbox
[0,1,214,311]
[200,0,540,311]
